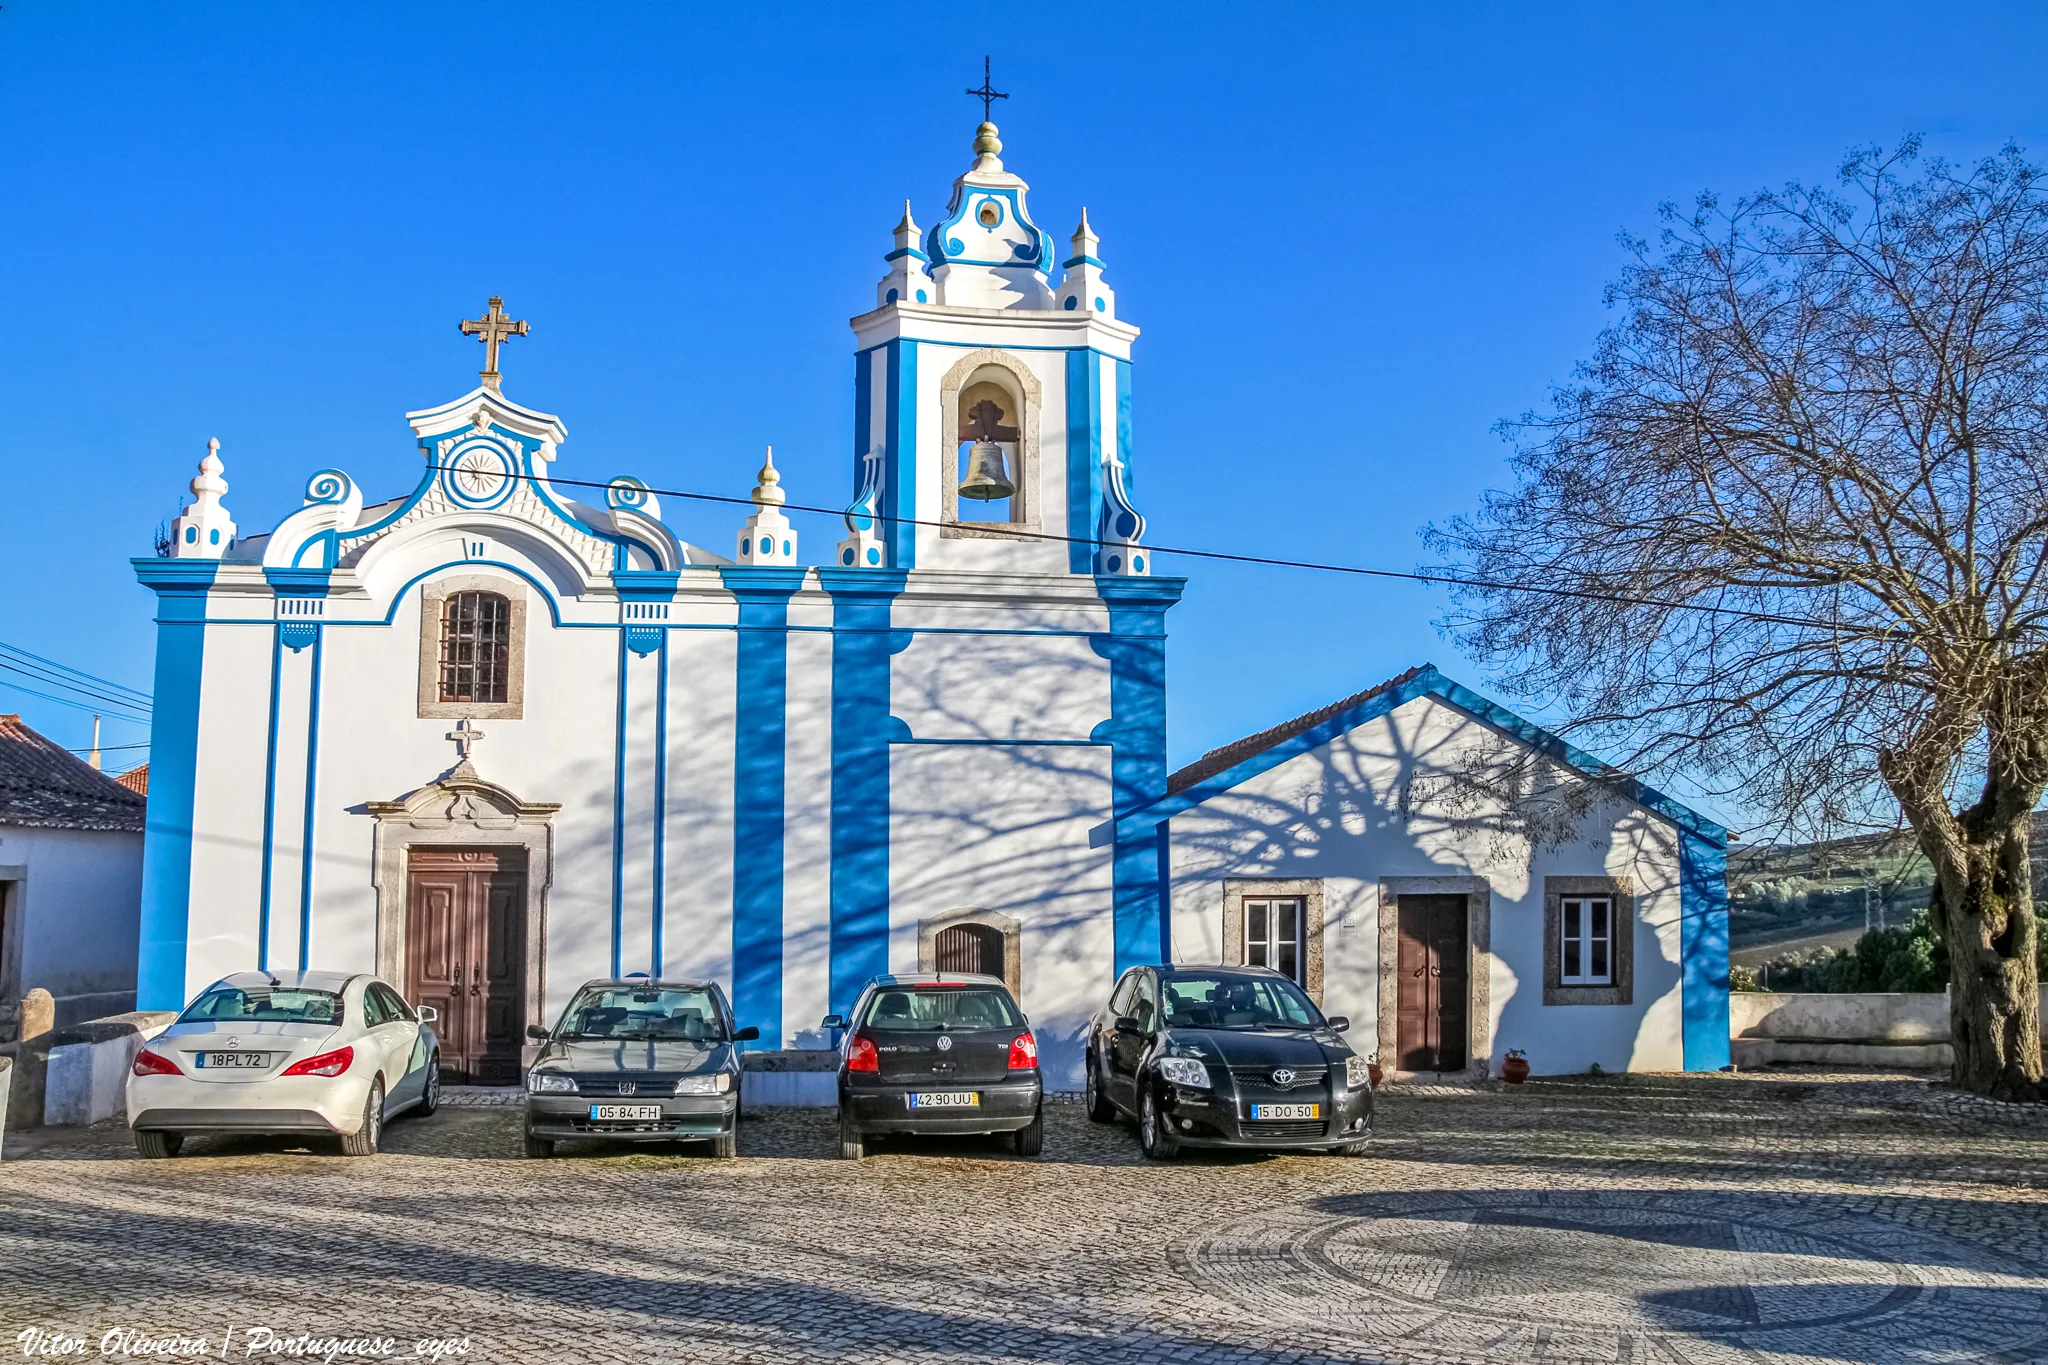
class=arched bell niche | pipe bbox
[939,349,1041,537]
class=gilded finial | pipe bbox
[752,446,785,507]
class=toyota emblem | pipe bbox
[616,1080,637,1096]
[936,1036,953,1051]
[1271,1068,1297,1087]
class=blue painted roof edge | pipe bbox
[1117,664,1729,847]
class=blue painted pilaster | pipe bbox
[1679,832,1731,1070]
[1065,349,1105,574]
[615,569,681,977]
[131,559,219,1011]
[722,567,807,1046]
[819,569,910,1015]
[1091,576,1186,975]
[882,340,917,569]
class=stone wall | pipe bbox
[1729,989,2048,1067]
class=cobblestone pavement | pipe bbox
[3,1070,2046,1364]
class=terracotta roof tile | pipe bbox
[0,714,148,832]
[115,763,149,796]
[1167,666,1428,795]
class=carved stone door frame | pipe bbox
[365,759,559,1044]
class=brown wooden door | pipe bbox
[1396,895,1468,1072]
[934,923,1004,978]
[405,848,527,1084]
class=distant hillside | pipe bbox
[1727,811,2048,963]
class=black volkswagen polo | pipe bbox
[822,973,1043,1160]
[1084,965,1372,1159]
[522,979,758,1158]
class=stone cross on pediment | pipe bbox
[459,296,529,390]
[446,719,486,760]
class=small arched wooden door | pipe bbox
[934,922,1005,979]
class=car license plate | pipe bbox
[1251,1103,1320,1120]
[588,1104,662,1121]
[196,1052,269,1069]
[907,1092,980,1109]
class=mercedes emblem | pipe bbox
[225,1037,240,1049]
[1271,1068,1297,1087]
[617,1080,637,1096]
[937,1036,953,1051]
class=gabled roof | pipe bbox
[1121,664,1727,847]
[115,763,149,796]
[0,714,148,833]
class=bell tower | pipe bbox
[841,109,1148,577]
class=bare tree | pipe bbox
[1426,140,2048,1100]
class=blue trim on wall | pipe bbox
[296,628,324,971]
[652,632,670,977]
[256,629,284,970]
[853,347,874,491]
[819,569,910,1015]
[1114,358,1135,495]
[1065,350,1104,574]
[1679,833,1732,1071]
[883,340,917,569]
[1114,664,1730,847]
[610,630,628,978]
[723,567,808,1046]
[1091,576,1186,975]
[130,559,217,1012]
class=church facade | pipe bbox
[133,116,1728,1086]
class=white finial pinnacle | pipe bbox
[171,435,237,558]
[192,438,228,503]
[753,446,785,506]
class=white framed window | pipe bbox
[1559,896,1613,986]
[1244,897,1305,984]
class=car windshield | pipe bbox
[861,986,1021,1031]
[1161,975,1323,1031]
[556,986,727,1041]
[178,985,345,1026]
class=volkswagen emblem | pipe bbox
[936,1036,953,1051]
[1271,1068,1297,1087]
[616,1080,637,1096]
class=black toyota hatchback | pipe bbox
[1083,965,1372,1159]
[823,973,1043,1160]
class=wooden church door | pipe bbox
[1395,895,1468,1072]
[405,847,528,1084]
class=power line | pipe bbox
[0,641,151,702]
[0,677,150,727]
[62,741,152,755]
[434,465,1861,634]
[0,660,153,718]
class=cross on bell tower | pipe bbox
[965,56,1007,122]
[459,296,529,391]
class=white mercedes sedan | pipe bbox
[126,970,441,1158]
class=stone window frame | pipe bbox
[937,348,1043,541]
[1219,878,1325,1005]
[916,908,1023,1000]
[1543,875,1634,1006]
[1376,876,1493,1079]
[417,573,527,720]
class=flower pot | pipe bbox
[1367,1063,1384,1090]
[1500,1055,1530,1085]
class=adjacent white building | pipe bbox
[131,113,1729,1085]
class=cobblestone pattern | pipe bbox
[1,1070,2043,1364]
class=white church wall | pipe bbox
[659,627,738,989]
[183,622,274,1000]
[1168,694,1692,1076]
[889,629,1110,742]
[888,741,1115,1087]
[617,642,663,977]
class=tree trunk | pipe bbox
[1931,817,2044,1102]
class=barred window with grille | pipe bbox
[438,591,510,703]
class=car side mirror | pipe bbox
[415,1005,439,1025]
[525,1024,551,1043]
[1114,1015,1143,1036]
[732,1025,761,1042]
[819,1014,845,1031]
[1326,1015,1350,1033]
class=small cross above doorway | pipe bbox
[446,718,486,761]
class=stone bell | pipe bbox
[959,439,1015,501]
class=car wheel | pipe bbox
[523,1129,554,1159]
[1084,1052,1116,1124]
[340,1081,383,1157]
[838,1111,865,1161]
[1012,1111,1044,1157]
[712,1129,738,1159]
[133,1130,182,1159]
[1138,1084,1179,1161]
[416,1053,441,1117]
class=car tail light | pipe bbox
[131,1048,181,1078]
[280,1046,353,1078]
[1008,1032,1039,1070]
[846,1032,879,1073]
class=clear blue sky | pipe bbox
[3,3,2043,817]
